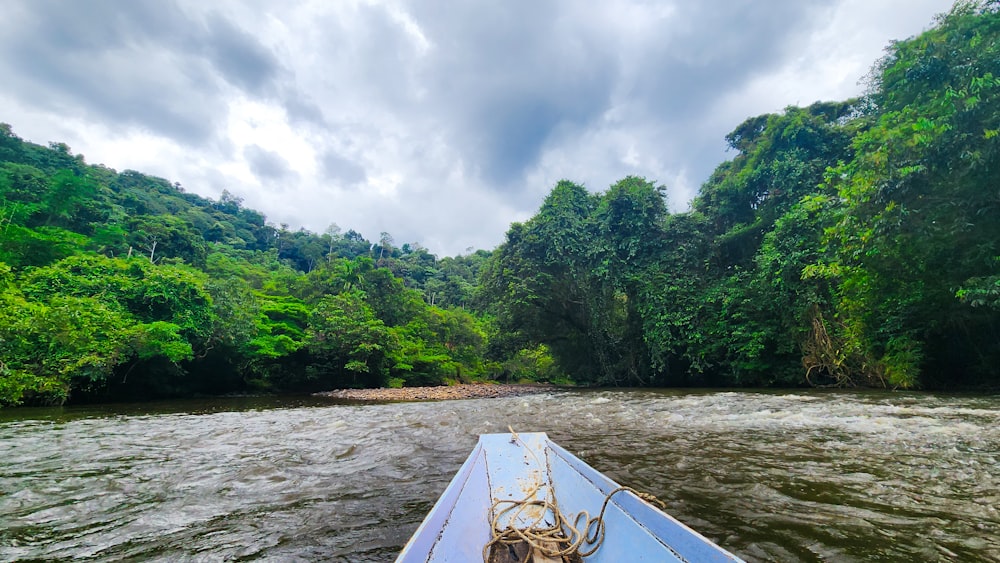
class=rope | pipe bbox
[483,432,668,562]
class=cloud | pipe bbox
[320,151,366,185]
[407,1,618,188]
[0,0,956,256]
[244,144,294,182]
[282,91,328,127]
[0,0,290,146]
[201,13,283,96]
[0,2,214,144]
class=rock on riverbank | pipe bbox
[316,383,555,402]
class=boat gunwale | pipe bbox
[396,432,745,562]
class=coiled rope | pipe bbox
[483,429,668,562]
[483,484,666,562]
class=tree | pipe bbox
[0,123,23,163]
[593,177,670,385]
[0,226,90,267]
[126,214,208,267]
[20,254,216,353]
[42,170,99,230]
[307,292,396,388]
[323,223,342,262]
[816,1,1000,388]
[482,180,630,385]
[376,231,394,262]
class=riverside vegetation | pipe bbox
[2,1,999,406]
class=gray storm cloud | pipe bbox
[0,0,953,255]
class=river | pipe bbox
[1,390,998,562]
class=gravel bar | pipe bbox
[315,383,555,402]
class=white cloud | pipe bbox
[0,0,956,256]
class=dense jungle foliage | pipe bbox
[0,131,518,406]
[483,1,1000,390]
[2,1,998,406]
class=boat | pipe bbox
[397,431,744,562]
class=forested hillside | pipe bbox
[0,127,528,406]
[2,1,998,406]
[482,1,1000,390]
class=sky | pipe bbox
[0,0,956,257]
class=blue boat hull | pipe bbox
[397,432,744,562]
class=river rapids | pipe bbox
[1,389,998,562]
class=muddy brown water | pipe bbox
[1,390,998,562]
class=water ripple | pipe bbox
[1,390,998,562]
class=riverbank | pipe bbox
[315,383,556,402]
